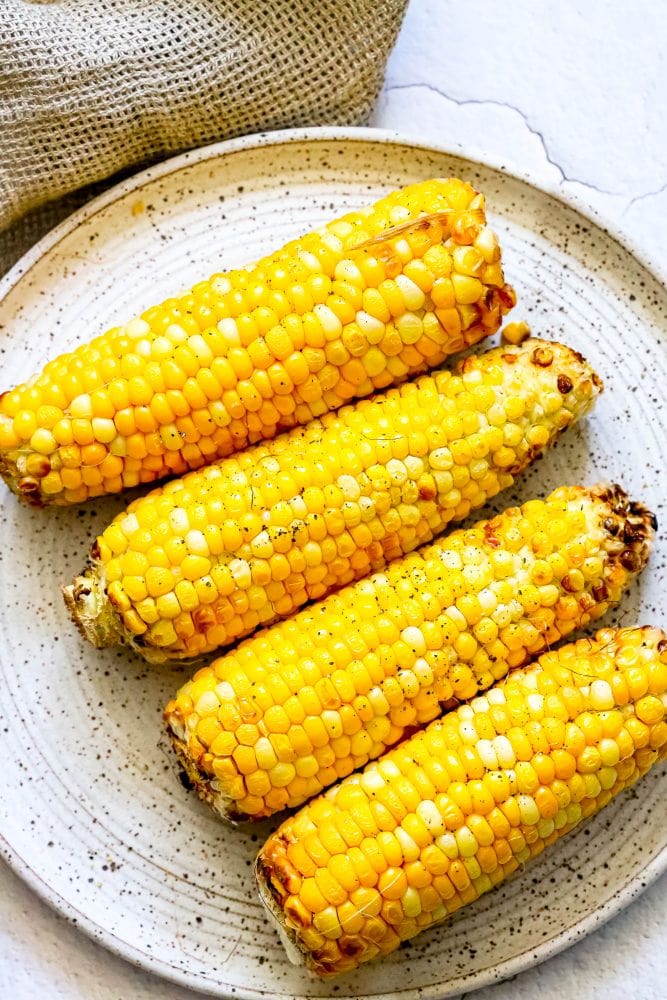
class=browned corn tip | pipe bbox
[62,578,92,643]
[167,726,222,811]
[12,469,48,506]
[593,482,656,573]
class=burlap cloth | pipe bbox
[0,0,408,276]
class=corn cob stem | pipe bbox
[256,626,667,975]
[165,484,654,821]
[64,338,601,663]
[0,179,515,506]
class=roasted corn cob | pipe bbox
[256,626,667,975]
[0,179,515,506]
[65,339,601,662]
[165,484,654,821]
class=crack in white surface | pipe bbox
[625,180,667,211]
[385,81,621,195]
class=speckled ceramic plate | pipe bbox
[0,128,665,999]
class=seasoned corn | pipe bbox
[256,626,667,975]
[65,339,601,662]
[0,179,515,506]
[165,484,654,820]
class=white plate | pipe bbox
[0,128,666,999]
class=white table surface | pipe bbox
[1,1,665,997]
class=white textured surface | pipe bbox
[374,0,667,266]
[1,1,665,997]
[3,132,666,998]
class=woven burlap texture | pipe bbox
[0,0,407,274]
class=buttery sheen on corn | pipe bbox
[0,179,515,506]
[256,626,667,975]
[165,484,654,821]
[64,339,601,662]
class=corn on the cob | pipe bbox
[64,339,601,662]
[256,626,667,975]
[0,179,515,507]
[165,484,654,821]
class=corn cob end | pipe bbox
[167,725,245,821]
[0,448,47,507]
[62,568,124,650]
[589,482,656,575]
[63,557,187,664]
[63,557,207,665]
[256,849,312,967]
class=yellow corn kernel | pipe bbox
[256,627,666,973]
[166,478,652,822]
[68,341,607,665]
[5,180,515,507]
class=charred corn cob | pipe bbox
[0,179,515,506]
[65,339,601,662]
[165,484,654,821]
[256,626,667,975]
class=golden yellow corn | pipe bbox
[256,626,667,975]
[0,179,515,506]
[64,338,601,662]
[165,484,654,821]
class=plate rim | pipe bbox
[3,126,665,301]
[1,124,666,999]
[2,827,665,1000]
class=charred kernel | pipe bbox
[622,521,647,544]
[603,516,620,536]
[619,549,642,571]
[18,477,41,494]
[557,374,573,394]
[531,346,553,367]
